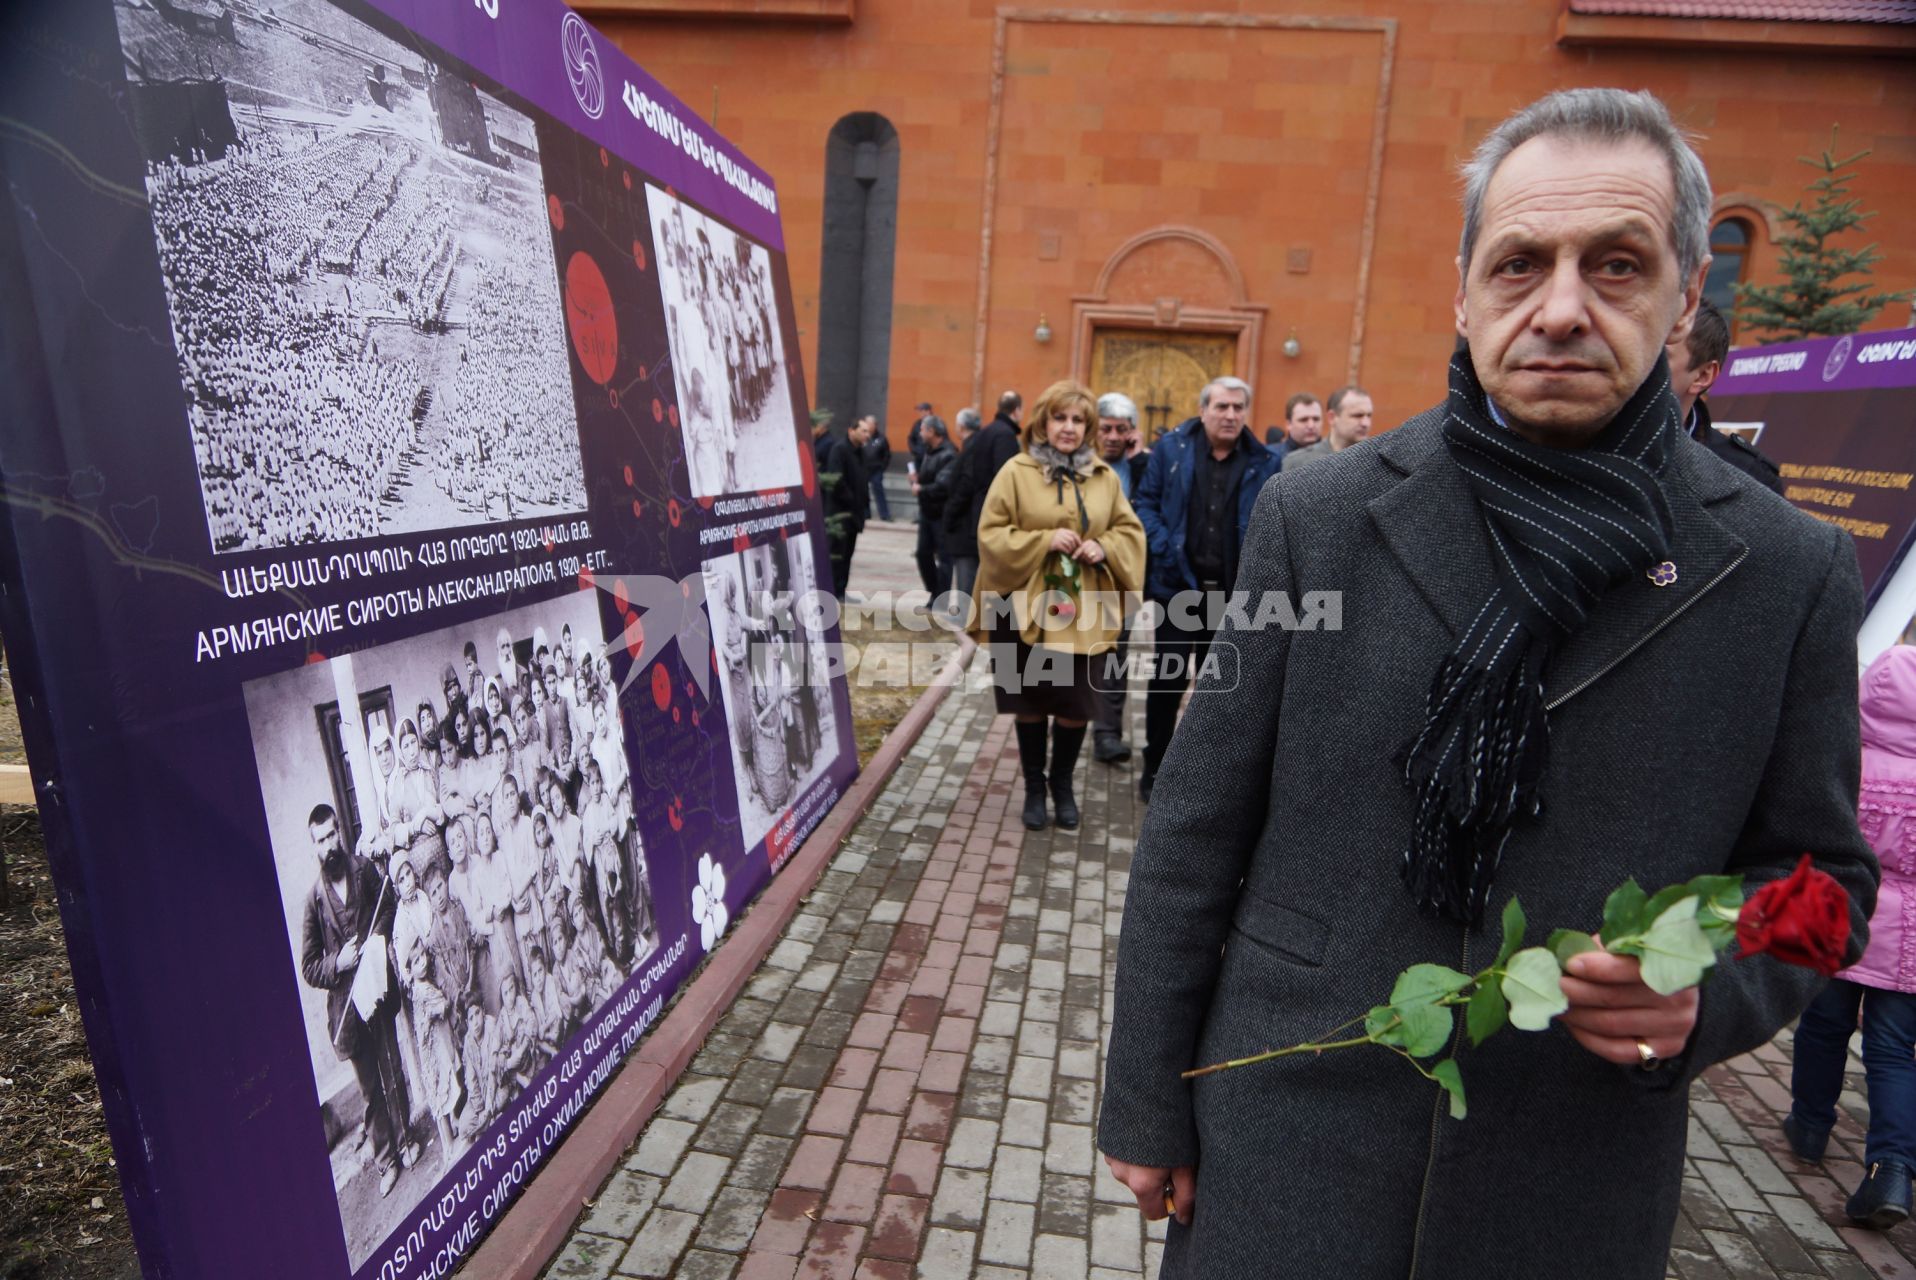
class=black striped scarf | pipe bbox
[1398,350,1679,926]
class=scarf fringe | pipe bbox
[1398,646,1548,926]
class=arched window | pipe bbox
[814,114,899,431]
[1703,217,1754,329]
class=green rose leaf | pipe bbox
[1397,1003,1455,1058]
[1548,929,1600,967]
[1432,1058,1467,1120]
[1637,884,1694,934]
[1366,1002,1453,1058]
[1390,963,1473,1010]
[1636,895,1718,996]
[1501,947,1568,1031]
[1602,879,1648,945]
[1466,981,1508,1047]
[1495,897,1527,970]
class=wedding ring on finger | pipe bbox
[1635,1038,1660,1070]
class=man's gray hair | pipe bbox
[1459,88,1712,282]
[1096,392,1139,424]
[956,407,983,433]
[1198,376,1253,411]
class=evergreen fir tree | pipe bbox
[1735,128,1911,342]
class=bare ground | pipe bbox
[0,676,138,1279]
[844,613,962,766]
[0,618,953,1277]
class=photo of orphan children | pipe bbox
[242,591,657,1268]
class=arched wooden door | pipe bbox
[1087,328,1235,444]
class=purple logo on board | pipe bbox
[561,10,606,120]
[1824,334,1854,382]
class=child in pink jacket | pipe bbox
[1785,645,1916,1228]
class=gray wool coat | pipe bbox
[1099,406,1880,1280]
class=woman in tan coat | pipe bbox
[973,379,1145,830]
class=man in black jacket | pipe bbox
[944,392,1023,609]
[862,415,893,520]
[815,411,868,598]
[905,401,933,474]
[941,409,986,613]
[911,416,957,599]
[300,804,413,1198]
[1667,298,1783,494]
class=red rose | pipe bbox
[1735,854,1852,977]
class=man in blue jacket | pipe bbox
[1133,376,1278,803]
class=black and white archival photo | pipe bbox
[241,593,656,1267]
[704,537,838,852]
[647,183,800,497]
[115,0,587,553]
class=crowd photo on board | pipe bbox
[115,0,587,553]
[242,593,657,1268]
[648,183,800,497]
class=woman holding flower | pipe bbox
[972,379,1144,831]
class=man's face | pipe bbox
[1664,334,1718,421]
[498,640,514,671]
[1455,135,1705,446]
[1327,395,1374,448]
[465,654,479,682]
[1199,389,1249,452]
[1285,401,1323,446]
[309,816,342,866]
[1096,416,1137,462]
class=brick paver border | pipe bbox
[458,640,976,1280]
[735,719,1021,1277]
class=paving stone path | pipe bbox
[533,527,1916,1280]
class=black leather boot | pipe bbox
[1847,1159,1913,1229]
[1015,719,1049,830]
[1050,723,1086,830]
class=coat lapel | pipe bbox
[1367,410,1500,640]
[1540,437,1749,706]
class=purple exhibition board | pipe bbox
[1709,325,1916,605]
[0,2,853,1277]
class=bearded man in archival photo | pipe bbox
[1099,88,1880,1279]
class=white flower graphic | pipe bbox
[692,853,730,953]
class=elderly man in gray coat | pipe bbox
[1099,88,1879,1279]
